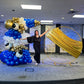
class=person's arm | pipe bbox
[20,36,34,43]
[20,38,27,40]
[40,29,50,37]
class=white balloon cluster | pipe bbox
[3,32,30,48]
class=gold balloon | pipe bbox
[18,29,23,33]
[11,45,28,52]
[5,19,13,29]
[12,17,19,23]
[19,24,24,29]
[23,46,25,48]
[22,28,25,31]
[25,47,28,49]
[15,46,17,48]
[18,24,25,33]
[20,46,22,48]
[14,47,16,49]
[11,48,14,51]
[34,20,40,27]
[19,48,21,50]
[18,45,20,47]
[15,50,17,52]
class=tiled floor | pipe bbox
[0,54,84,81]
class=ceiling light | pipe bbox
[40,20,53,22]
[1,15,4,17]
[70,9,74,11]
[21,4,42,10]
[73,15,84,18]
[61,17,64,19]
[40,20,53,24]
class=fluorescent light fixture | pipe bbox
[40,20,53,24]
[73,15,84,18]
[61,17,64,19]
[21,4,42,10]
[70,9,74,11]
[1,15,4,17]
[40,20,53,23]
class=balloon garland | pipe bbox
[0,17,40,66]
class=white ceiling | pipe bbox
[0,0,84,24]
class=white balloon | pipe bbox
[21,32,30,38]
[3,36,15,44]
[15,39,19,42]
[5,43,13,49]
[19,17,28,30]
[13,23,19,30]
[4,41,7,45]
[16,52,23,58]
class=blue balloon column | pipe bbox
[0,49,32,66]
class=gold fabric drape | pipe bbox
[46,28,82,58]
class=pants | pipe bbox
[34,45,40,63]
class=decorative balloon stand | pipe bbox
[0,17,40,66]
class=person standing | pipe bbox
[21,29,49,65]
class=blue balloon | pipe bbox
[0,49,32,66]
[6,61,10,65]
[24,18,35,28]
[13,56,18,61]
[5,29,22,39]
[24,59,27,63]
[10,61,14,66]
[5,59,8,62]
[8,56,12,59]
[15,61,19,65]
[28,59,32,63]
